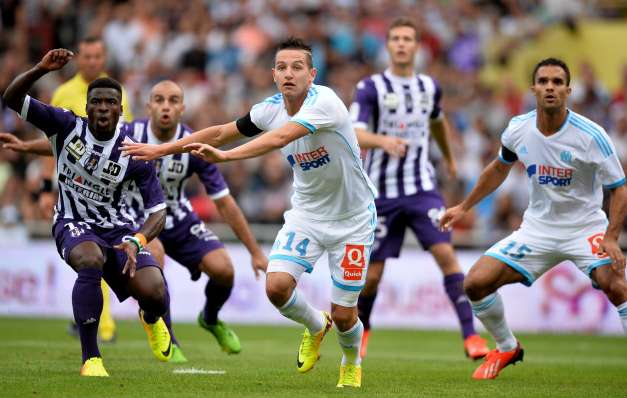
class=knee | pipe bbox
[464,275,488,301]
[211,263,234,286]
[601,278,627,306]
[331,307,358,332]
[362,271,381,296]
[134,276,166,308]
[265,278,292,307]
[72,252,105,271]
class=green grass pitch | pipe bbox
[1,317,626,397]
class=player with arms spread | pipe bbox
[122,38,377,388]
[350,17,488,359]
[2,49,171,376]
[440,58,627,380]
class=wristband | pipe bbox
[122,235,143,253]
[134,233,148,248]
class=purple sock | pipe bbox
[357,293,377,330]
[202,278,232,325]
[444,273,475,339]
[162,279,179,346]
[72,268,103,363]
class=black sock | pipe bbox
[202,278,233,325]
[357,292,377,331]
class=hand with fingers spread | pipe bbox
[114,240,139,278]
[0,133,29,153]
[380,136,409,157]
[184,143,229,163]
[439,204,467,232]
[120,142,165,161]
[38,49,74,72]
[598,237,626,275]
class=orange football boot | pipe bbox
[359,329,370,358]
[464,334,489,360]
[472,342,524,380]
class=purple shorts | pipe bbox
[53,219,161,302]
[159,213,224,279]
[371,191,451,261]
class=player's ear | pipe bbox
[309,67,317,82]
[272,68,277,83]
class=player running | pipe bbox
[2,49,172,376]
[440,58,627,380]
[0,80,268,360]
[350,17,488,359]
[121,37,377,388]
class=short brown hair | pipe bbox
[387,18,419,41]
[276,37,313,68]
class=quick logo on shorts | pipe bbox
[341,244,366,281]
[287,146,331,171]
[526,164,573,186]
[587,233,608,258]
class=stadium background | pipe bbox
[1,0,627,335]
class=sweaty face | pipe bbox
[272,49,316,99]
[148,81,185,131]
[532,66,571,112]
[387,26,418,67]
[86,88,122,135]
[77,41,106,82]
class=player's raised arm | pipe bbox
[440,156,514,230]
[2,49,73,111]
[120,121,244,161]
[185,121,309,163]
[0,134,53,156]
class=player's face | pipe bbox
[148,81,185,131]
[387,26,418,66]
[77,41,106,82]
[273,49,316,99]
[532,66,571,112]
[86,88,122,135]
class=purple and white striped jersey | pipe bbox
[18,96,165,229]
[126,119,229,230]
[350,69,442,199]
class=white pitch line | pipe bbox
[173,368,226,375]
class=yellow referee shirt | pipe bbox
[50,72,134,121]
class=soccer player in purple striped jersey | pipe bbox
[1,80,268,359]
[2,49,171,376]
[349,18,488,359]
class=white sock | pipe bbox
[335,319,363,366]
[278,289,325,333]
[471,292,517,352]
[617,301,627,334]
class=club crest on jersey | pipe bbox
[382,93,399,109]
[526,164,573,186]
[587,233,608,258]
[84,152,101,175]
[65,136,86,160]
[341,244,366,281]
[287,146,331,171]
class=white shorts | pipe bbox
[268,203,377,307]
[484,221,613,286]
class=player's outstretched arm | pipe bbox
[185,122,309,163]
[214,195,268,279]
[355,128,408,157]
[120,121,244,161]
[599,184,627,273]
[2,49,73,111]
[0,134,53,156]
[440,158,513,230]
[431,118,457,178]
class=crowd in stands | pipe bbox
[1,0,626,241]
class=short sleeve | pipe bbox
[19,96,77,138]
[128,159,166,214]
[236,112,263,137]
[291,87,342,133]
[498,120,518,164]
[589,134,626,189]
[429,79,443,120]
[190,156,230,199]
[349,78,377,130]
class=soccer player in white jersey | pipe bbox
[122,37,377,388]
[440,58,627,380]
[350,17,488,359]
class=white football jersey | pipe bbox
[249,84,377,220]
[499,109,625,232]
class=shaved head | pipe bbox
[150,80,184,101]
[147,80,185,139]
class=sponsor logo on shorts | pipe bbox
[287,146,331,171]
[527,164,573,186]
[341,244,366,281]
[587,233,608,258]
